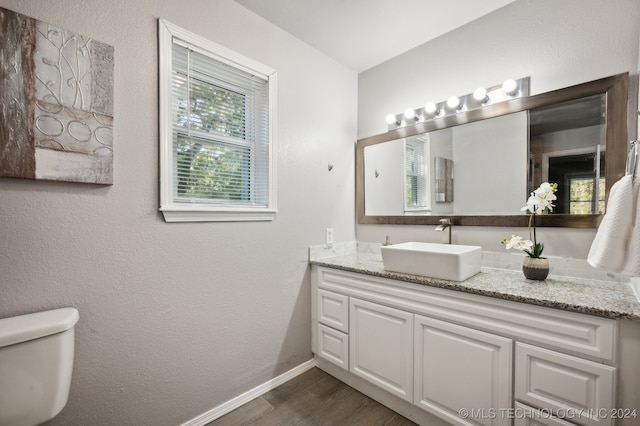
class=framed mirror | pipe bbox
[356,73,629,228]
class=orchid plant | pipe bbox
[502,182,558,258]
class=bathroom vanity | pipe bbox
[310,250,640,426]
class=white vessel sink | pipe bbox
[381,242,482,281]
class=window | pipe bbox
[404,138,430,212]
[547,149,605,214]
[569,176,606,214]
[158,20,277,222]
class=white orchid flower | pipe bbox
[502,235,534,251]
[521,195,538,214]
[505,182,557,259]
[521,182,558,215]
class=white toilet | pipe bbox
[0,307,79,426]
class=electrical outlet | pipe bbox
[326,228,334,246]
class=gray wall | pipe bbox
[0,0,356,424]
[357,0,640,258]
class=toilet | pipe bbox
[0,307,79,426]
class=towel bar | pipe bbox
[626,140,639,177]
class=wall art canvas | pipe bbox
[0,7,114,184]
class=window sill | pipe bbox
[161,206,277,222]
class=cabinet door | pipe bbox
[349,298,413,402]
[414,315,512,426]
[515,343,615,426]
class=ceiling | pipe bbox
[233,0,518,72]
[529,94,606,136]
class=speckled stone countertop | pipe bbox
[310,252,640,320]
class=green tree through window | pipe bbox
[174,72,251,201]
[569,177,605,214]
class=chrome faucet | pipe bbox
[435,218,452,244]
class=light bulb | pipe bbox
[386,114,398,125]
[473,87,489,103]
[404,108,416,120]
[447,96,461,110]
[424,101,438,115]
[502,79,518,96]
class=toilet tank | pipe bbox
[0,308,79,426]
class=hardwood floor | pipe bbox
[207,367,418,426]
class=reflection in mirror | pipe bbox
[356,73,628,228]
[405,136,429,213]
[434,156,453,203]
[529,94,606,214]
[450,112,527,215]
[364,139,403,215]
[365,112,528,216]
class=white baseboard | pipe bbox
[180,359,317,426]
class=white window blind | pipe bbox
[405,138,429,211]
[159,20,277,222]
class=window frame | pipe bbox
[158,19,277,222]
[403,138,431,213]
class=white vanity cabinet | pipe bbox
[311,265,633,426]
[314,288,415,400]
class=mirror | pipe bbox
[356,73,629,228]
[365,111,529,216]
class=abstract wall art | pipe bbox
[0,7,114,184]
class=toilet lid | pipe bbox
[0,307,79,347]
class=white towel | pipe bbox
[622,179,640,276]
[587,175,634,273]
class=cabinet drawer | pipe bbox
[513,402,577,426]
[515,343,615,426]
[318,289,349,333]
[317,323,348,370]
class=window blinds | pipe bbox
[171,42,269,206]
[405,139,428,209]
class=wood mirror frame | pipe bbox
[356,73,629,228]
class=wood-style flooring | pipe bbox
[207,367,418,426]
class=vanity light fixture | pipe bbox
[473,87,490,104]
[502,79,519,96]
[446,96,462,111]
[424,101,440,116]
[386,113,402,126]
[385,77,529,130]
[404,108,421,122]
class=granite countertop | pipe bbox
[310,252,640,320]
